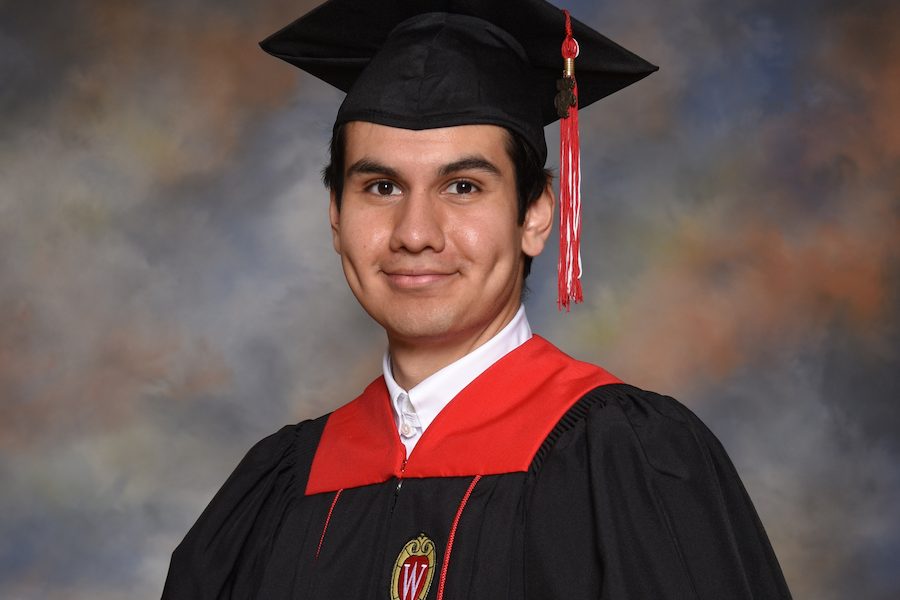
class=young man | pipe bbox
[163,1,792,598]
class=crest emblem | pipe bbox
[390,533,436,600]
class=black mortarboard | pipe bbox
[260,0,658,309]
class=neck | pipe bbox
[388,304,520,390]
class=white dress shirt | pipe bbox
[383,305,533,458]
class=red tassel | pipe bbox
[557,10,583,311]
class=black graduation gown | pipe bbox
[162,336,791,599]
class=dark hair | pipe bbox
[322,124,552,279]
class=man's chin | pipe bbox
[378,309,463,346]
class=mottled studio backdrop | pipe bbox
[1,0,898,598]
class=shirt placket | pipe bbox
[398,392,422,442]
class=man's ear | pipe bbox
[329,190,341,255]
[521,183,555,257]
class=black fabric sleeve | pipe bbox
[525,384,792,599]
[161,419,323,600]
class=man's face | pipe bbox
[330,122,553,347]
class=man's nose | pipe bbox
[389,191,446,254]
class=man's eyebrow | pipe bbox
[438,156,501,177]
[346,159,399,179]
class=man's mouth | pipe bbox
[382,270,456,288]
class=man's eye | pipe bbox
[444,180,478,195]
[367,181,401,196]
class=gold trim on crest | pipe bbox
[390,533,436,600]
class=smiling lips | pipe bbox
[382,269,456,289]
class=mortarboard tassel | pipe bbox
[556,9,583,311]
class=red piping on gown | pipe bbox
[437,475,482,600]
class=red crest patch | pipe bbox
[390,534,436,600]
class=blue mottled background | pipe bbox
[1,1,898,598]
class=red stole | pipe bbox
[306,335,620,495]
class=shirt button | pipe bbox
[400,423,413,437]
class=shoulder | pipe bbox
[238,415,330,474]
[163,415,330,598]
[532,382,729,480]
[524,383,792,597]
[206,415,331,494]
[196,413,331,517]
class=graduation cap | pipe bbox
[260,0,657,310]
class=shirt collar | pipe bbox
[383,304,532,432]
